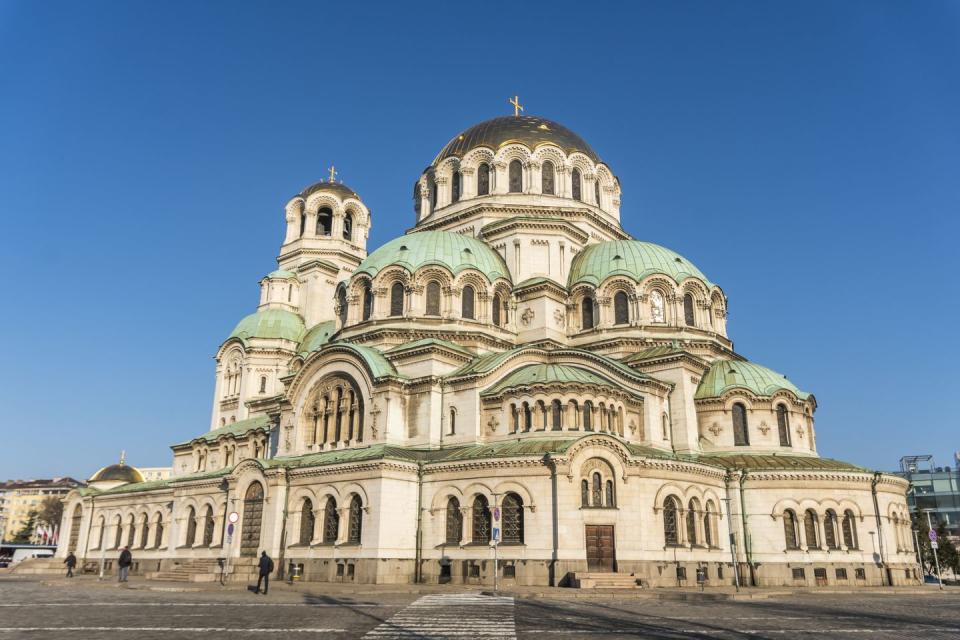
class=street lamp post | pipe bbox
[911,529,923,581]
[923,509,944,591]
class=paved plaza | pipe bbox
[1,576,957,639]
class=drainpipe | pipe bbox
[738,470,755,586]
[547,454,559,586]
[414,461,424,584]
[277,470,291,580]
[871,472,889,585]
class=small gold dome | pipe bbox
[88,463,144,485]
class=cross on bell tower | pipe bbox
[328,164,338,183]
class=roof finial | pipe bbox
[509,95,523,117]
[328,164,337,183]
[119,450,126,465]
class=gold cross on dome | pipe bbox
[119,450,126,465]
[509,95,523,117]
[328,165,337,183]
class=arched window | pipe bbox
[472,495,491,543]
[126,515,136,548]
[704,501,715,547]
[448,407,456,435]
[777,404,791,446]
[824,510,839,550]
[842,510,858,549]
[139,514,149,549]
[605,480,615,507]
[94,516,105,550]
[580,480,589,507]
[477,163,490,195]
[300,212,306,237]
[571,167,582,200]
[551,399,562,430]
[362,285,374,320]
[783,510,799,549]
[804,509,820,549]
[501,493,524,544]
[299,498,314,545]
[492,293,502,327]
[662,412,670,440]
[445,497,462,544]
[594,179,601,207]
[687,499,699,546]
[583,401,593,431]
[154,514,164,548]
[317,207,333,237]
[288,285,293,302]
[347,495,363,544]
[683,293,695,326]
[508,160,522,193]
[663,497,680,545]
[650,290,666,323]
[592,472,602,506]
[581,296,595,330]
[461,285,475,319]
[429,178,437,209]
[202,505,214,546]
[613,291,629,325]
[337,287,348,325]
[425,281,441,316]
[732,403,750,446]
[523,402,532,431]
[541,160,555,195]
[185,507,197,546]
[452,171,461,203]
[342,212,353,241]
[389,282,404,317]
[259,376,267,394]
[322,498,339,544]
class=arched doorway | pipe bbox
[68,504,82,553]
[240,481,264,557]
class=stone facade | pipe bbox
[57,113,918,588]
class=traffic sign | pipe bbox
[929,529,938,542]
[492,527,501,542]
[228,511,240,524]
[493,507,501,521]
[931,541,939,550]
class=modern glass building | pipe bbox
[894,455,960,539]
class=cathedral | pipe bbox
[57,106,918,588]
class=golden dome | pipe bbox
[88,463,144,485]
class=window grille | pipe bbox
[501,493,523,544]
[664,497,679,545]
[842,510,858,549]
[855,568,866,580]
[508,160,522,192]
[605,480,615,508]
[299,499,314,545]
[323,498,339,543]
[792,568,806,580]
[445,497,462,545]
[347,496,362,544]
[614,291,629,325]
[202,506,214,546]
[591,473,602,507]
[836,568,848,580]
[804,510,820,549]
[777,404,791,446]
[461,285,475,319]
[572,168,582,200]
[732,403,750,446]
[783,510,799,549]
[683,294,695,326]
[542,161,555,195]
[389,282,404,317]
[472,496,491,543]
[477,163,490,195]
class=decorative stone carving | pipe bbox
[553,308,565,327]
[520,307,535,326]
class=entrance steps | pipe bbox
[9,558,62,576]
[148,558,233,583]
[571,572,641,589]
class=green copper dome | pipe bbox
[695,360,810,400]
[229,308,305,344]
[355,231,511,282]
[298,320,337,355]
[569,240,713,288]
[433,115,600,165]
[482,363,619,396]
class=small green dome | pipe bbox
[229,309,305,344]
[695,360,809,400]
[482,363,617,396]
[569,240,712,288]
[266,269,297,280]
[298,320,337,355]
[355,231,511,282]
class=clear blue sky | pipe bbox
[1,1,957,480]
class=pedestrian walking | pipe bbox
[255,551,274,595]
[117,546,132,583]
[64,552,77,578]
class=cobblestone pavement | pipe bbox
[1,577,957,639]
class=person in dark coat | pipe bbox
[64,552,77,578]
[117,547,132,583]
[255,551,274,594]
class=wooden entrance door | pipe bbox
[585,525,615,572]
[240,481,264,556]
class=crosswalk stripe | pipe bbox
[363,593,516,640]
